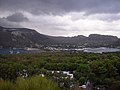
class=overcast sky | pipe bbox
[0,0,120,37]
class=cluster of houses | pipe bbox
[19,69,104,90]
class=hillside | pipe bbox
[87,34,118,47]
[0,26,55,48]
[0,26,119,48]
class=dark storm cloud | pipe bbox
[6,12,29,22]
[0,18,22,28]
[0,0,120,15]
[0,12,28,27]
[0,12,28,28]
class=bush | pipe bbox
[0,76,60,90]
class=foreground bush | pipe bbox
[0,76,60,90]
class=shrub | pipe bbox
[0,76,60,90]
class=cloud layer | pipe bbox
[0,0,120,37]
[0,0,120,15]
[6,12,29,22]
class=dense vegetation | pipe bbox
[0,76,60,90]
[0,52,120,90]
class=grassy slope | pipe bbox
[0,76,60,90]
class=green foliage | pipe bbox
[0,63,21,81]
[44,63,78,71]
[79,77,86,85]
[0,76,60,90]
[0,52,120,90]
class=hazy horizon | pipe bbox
[0,0,120,37]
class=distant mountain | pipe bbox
[50,35,87,45]
[87,34,118,47]
[0,26,119,48]
[112,39,120,47]
[0,26,55,48]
